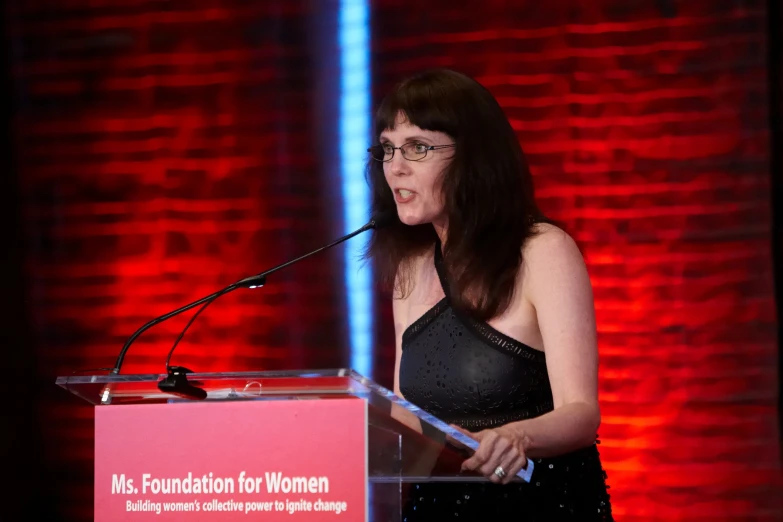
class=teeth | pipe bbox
[398,189,412,197]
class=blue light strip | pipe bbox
[339,0,372,377]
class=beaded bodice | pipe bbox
[398,241,554,429]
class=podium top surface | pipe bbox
[57,368,412,406]
[58,368,375,402]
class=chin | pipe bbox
[396,211,429,227]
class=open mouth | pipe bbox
[395,189,415,203]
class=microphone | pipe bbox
[233,211,394,289]
[109,212,394,393]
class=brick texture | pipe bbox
[10,1,355,519]
[7,0,780,520]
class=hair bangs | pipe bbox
[374,76,460,139]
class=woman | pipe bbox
[365,69,613,520]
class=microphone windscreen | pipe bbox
[370,211,396,230]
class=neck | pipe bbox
[432,219,448,248]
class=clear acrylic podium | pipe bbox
[57,368,533,521]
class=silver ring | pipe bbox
[493,466,506,479]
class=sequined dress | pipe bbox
[398,242,613,521]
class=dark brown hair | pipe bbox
[365,69,553,321]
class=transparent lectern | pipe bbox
[57,368,533,521]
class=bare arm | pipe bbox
[460,227,601,481]
[508,227,601,456]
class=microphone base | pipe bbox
[157,366,207,400]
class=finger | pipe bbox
[478,433,512,475]
[446,426,481,452]
[460,448,487,471]
[486,448,514,484]
[479,439,513,478]
[449,425,479,441]
[460,432,498,471]
[500,453,528,485]
[454,426,491,443]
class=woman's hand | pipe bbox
[453,425,528,485]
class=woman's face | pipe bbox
[380,114,454,229]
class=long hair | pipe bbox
[365,69,554,321]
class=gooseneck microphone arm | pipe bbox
[110,287,232,375]
[110,213,392,375]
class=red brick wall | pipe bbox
[6,0,780,520]
[370,0,779,519]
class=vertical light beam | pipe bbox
[339,0,372,377]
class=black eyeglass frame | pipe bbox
[367,143,456,162]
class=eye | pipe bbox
[382,143,394,154]
[412,142,428,154]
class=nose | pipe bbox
[386,150,409,177]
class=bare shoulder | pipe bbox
[521,223,590,299]
[524,222,580,258]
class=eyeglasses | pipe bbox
[367,142,456,162]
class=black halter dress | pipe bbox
[398,241,613,521]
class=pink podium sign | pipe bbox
[95,398,367,521]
